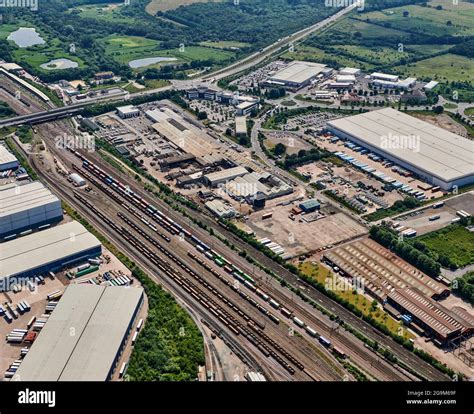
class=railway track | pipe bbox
[20,108,449,382]
[31,155,295,381]
[71,167,347,380]
[30,144,347,381]
[69,149,442,380]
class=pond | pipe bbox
[7,27,46,48]
[128,56,177,69]
[40,58,79,71]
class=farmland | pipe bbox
[394,54,474,83]
[146,0,221,14]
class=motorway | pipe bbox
[201,3,358,82]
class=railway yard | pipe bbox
[22,119,447,381]
[1,63,471,384]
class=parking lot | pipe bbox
[397,191,474,235]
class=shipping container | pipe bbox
[305,326,318,337]
[293,317,305,328]
[319,336,331,347]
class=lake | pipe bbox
[40,58,79,71]
[128,56,177,69]
[7,27,46,48]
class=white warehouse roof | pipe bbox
[117,105,139,114]
[0,144,18,169]
[269,61,327,85]
[205,166,248,184]
[327,108,474,185]
[370,72,399,82]
[1,221,101,280]
[14,284,144,381]
[0,181,62,237]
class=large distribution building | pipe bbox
[1,221,101,286]
[0,181,63,239]
[266,61,328,90]
[0,144,19,171]
[14,284,144,381]
[327,108,474,190]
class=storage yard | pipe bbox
[245,200,367,257]
[0,241,142,380]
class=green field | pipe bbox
[101,35,162,64]
[3,25,86,72]
[70,3,136,24]
[416,225,474,269]
[281,45,367,70]
[146,0,221,14]
[199,41,250,49]
[102,34,235,69]
[333,45,412,65]
[466,107,474,115]
[394,54,474,83]
[355,2,474,37]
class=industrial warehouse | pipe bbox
[0,181,63,239]
[1,221,101,285]
[266,61,329,90]
[0,144,19,171]
[327,108,474,190]
[323,239,449,302]
[386,288,473,345]
[13,284,144,381]
[322,239,473,345]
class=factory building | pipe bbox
[0,181,63,239]
[322,239,449,302]
[327,108,474,190]
[339,67,360,76]
[204,166,249,187]
[370,72,399,82]
[14,284,144,381]
[1,221,101,289]
[424,81,439,91]
[266,61,328,90]
[386,288,471,344]
[0,144,19,171]
[222,171,293,201]
[299,199,320,213]
[205,199,236,218]
[117,105,140,119]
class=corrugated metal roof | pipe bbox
[388,288,463,340]
[14,284,143,381]
[0,181,60,218]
